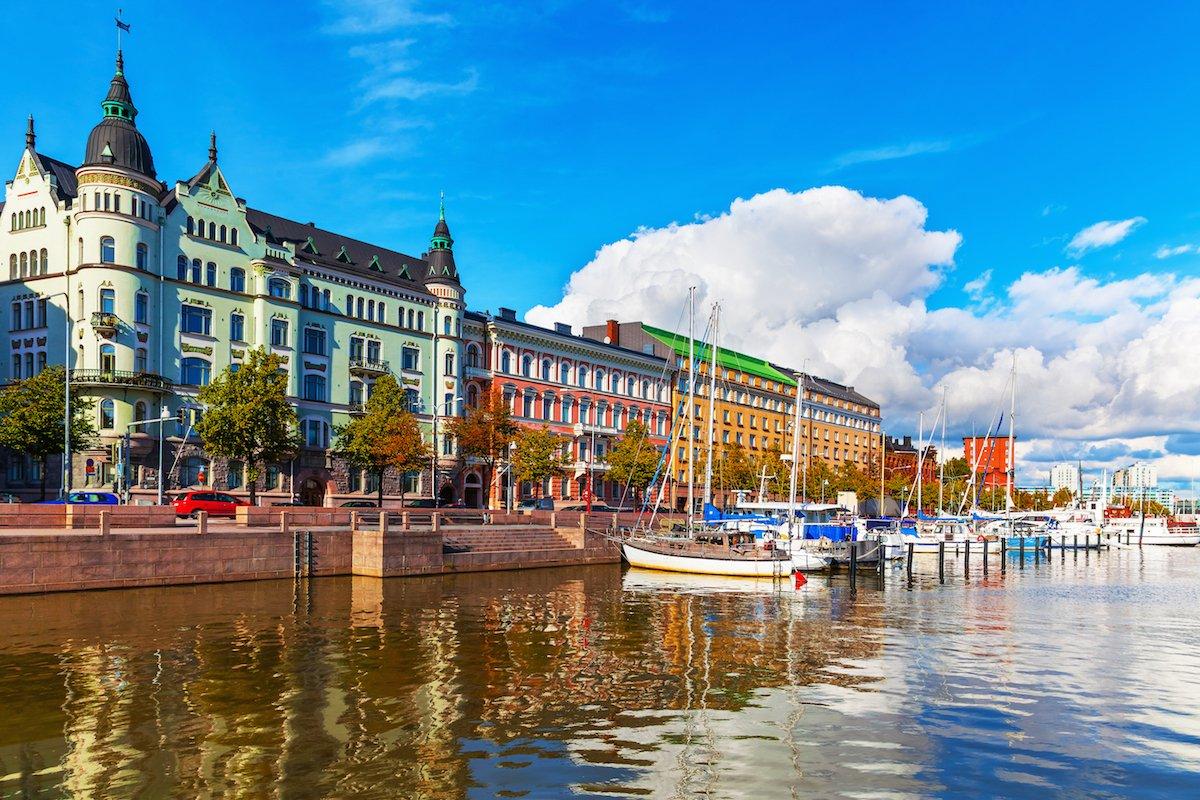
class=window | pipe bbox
[181,305,212,335]
[299,284,309,308]
[522,355,532,377]
[270,318,289,347]
[444,352,454,376]
[416,311,424,330]
[219,225,227,243]
[350,381,364,406]
[349,337,363,361]
[181,456,208,486]
[208,222,216,240]
[134,401,147,422]
[135,347,147,372]
[135,292,148,324]
[444,316,452,335]
[377,303,385,323]
[303,374,326,401]
[356,297,364,318]
[578,366,589,388]
[10,354,19,379]
[99,399,115,429]
[466,345,482,368]
[136,243,148,270]
[303,327,326,355]
[268,278,290,299]
[191,258,201,283]
[522,394,534,417]
[367,299,375,320]
[303,419,329,448]
[205,262,216,287]
[560,363,570,384]
[230,229,238,246]
[402,346,419,371]
[405,388,420,411]
[181,357,211,386]
[100,236,115,264]
[100,288,115,314]
[346,294,354,316]
[265,464,279,490]
[187,216,194,235]
[500,350,511,373]
[541,360,551,381]
[367,340,380,362]
[230,313,244,342]
[542,395,553,419]
[177,255,187,281]
[230,267,245,293]
[227,460,243,489]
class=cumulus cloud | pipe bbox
[963,269,992,302]
[528,186,1200,488]
[1067,216,1147,256]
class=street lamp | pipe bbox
[120,405,172,504]
[821,478,829,504]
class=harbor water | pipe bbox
[1,548,1199,798]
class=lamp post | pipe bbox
[123,405,171,504]
[39,291,71,500]
[822,478,829,504]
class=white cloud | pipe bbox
[1067,216,1147,256]
[1155,243,1195,259]
[528,186,1200,488]
[963,269,992,302]
[323,138,396,166]
[829,140,955,170]
[321,0,452,34]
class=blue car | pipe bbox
[41,491,121,505]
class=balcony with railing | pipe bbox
[70,370,173,393]
[90,312,119,338]
[347,401,367,415]
[348,356,390,376]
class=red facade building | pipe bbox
[884,435,938,484]
[462,309,673,508]
[963,435,1013,490]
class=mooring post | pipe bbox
[849,543,858,590]
[937,540,945,583]
[197,510,208,535]
[99,509,111,537]
[982,539,989,575]
[379,512,389,536]
[1019,538,1025,568]
[964,539,971,576]
[906,541,914,582]
[402,511,410,531]
[878,540,886,576]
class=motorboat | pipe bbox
[1103,515,1200,546]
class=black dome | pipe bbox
[84,118,156,178]
[81,52,156,180]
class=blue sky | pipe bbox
[8,1,1200,488]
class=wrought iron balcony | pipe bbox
[348,356,390,376]
[347,401,367,415]
[70,370,173,393]
[90,312,119,337]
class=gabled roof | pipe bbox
[36,154,78,200]
[244,207,431,292]
[787,370,879,410]
[640,324,797,386]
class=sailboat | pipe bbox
[621,295,792,577]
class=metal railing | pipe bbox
[90,311,119,330]
[70,369,173,391]
[348,356,390,373]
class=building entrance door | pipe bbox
[299,478,324,507]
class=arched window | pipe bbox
[367,299,375,320]
[230,228,238,246]
[578,366,589,388]
[560,363,569,384]
[205,262,216,286]
[177,255,188,281]
[356,297,364,317]
[627,377,635,396]
[11,354,20,379]
[99,399,115,429]
[407,309,414,328]
[303,374,327,401]
[444,316,452,335]
[181,357,211,386]
[467,383,479,408]
[38,248,47,275]
[135,347,147,372]
[99,343,116,372]
[500,350,512,373]
[346,293,354,315]
[522,355,532,377]
[541,360,551,381]
[7,254,15,279]
[219,225,227,243]
[136,243,148,270]
[39,208,45,226]
[134,401,147,422]
[299,284,309,308]
[208,222,216,239]
[19,252,27,277]
[230,267,245,293]
[416,311,424,330]
[466,344,481,368]
[268,278,290,299]
[595,369,605,391]
[99,236,115,264]
[196,218,204,237]
[322,288,330,309]
[186,216,194,235]
[190,258,201,283]
[377,302,386,323]
[444,352,454,376]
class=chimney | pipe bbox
[498,307,516,321]
[606,319,619,345]
[903,435,912,448]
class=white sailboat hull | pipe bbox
[621,541,792,577]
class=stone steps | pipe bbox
[442,527,575,553]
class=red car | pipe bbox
[171,490,248,518]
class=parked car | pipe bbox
[558,503,619,513]
[340,499,378,508]
[516,497,556,511]
[403,497,459,508]
[0,492,20,503]
[40,491,120,505]
[171,490,248,518]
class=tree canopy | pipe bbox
[0,366,96,498]
[445,391,519,508]
[511,426,567,497]
[605,419,661,503]
[196,347,299,505]
[335,374,431,505]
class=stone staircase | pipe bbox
[442,526,576,554]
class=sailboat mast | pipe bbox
[702,304,719,509]
[880,429,886,516]
[787,369,803,537]
[1007,355,1017,512]
[686,287,696,528]
[939,387,947,514]
[917,411,924,516]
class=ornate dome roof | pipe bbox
[82,51,156,179]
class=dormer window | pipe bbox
[301,237,319,255]
[336,246,352,264]
[368,255,382,271]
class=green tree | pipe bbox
[196,348,299,506]
[445,391,519,509]
[715,444,756,494]
[335,374,430,506]
[942,456,971,481]
[511,426,567,498]
[606,419,661,505]
[1051,487,1075,507]
[0,366,96,499]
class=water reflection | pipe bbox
[1,551,1199,798]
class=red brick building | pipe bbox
[963,435,1013,490]
[462,309,673,509]
[884,435,938,484]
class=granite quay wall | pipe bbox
[0,508,623,596]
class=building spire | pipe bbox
[208,130,217,163]
[25,115,35,151]
[439,190,445,221]
[116,49,124,76]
